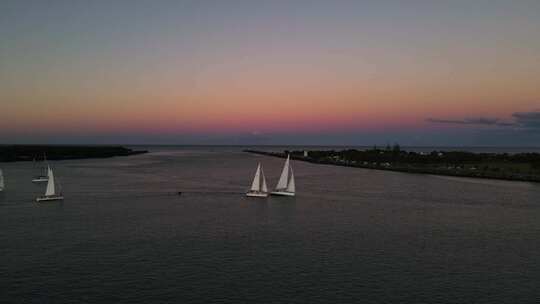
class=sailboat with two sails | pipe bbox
[246,163,269,197]
[36,166,64,202]
[32,154,49,183]
[271,154,295,196]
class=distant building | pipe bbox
[304,150,309,157]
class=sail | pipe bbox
[275,155,290,190]
[45,166,56,196]
[0,169,4,189]
[250,163,261,191]
[286,167,295,193]
[261,167,268,193]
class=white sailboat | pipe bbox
[32,154,49,183]
[271,154,296,196]
[36,166,64,202]
[0,169,4,192]
[246,163,269,197]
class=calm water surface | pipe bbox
[1,147,540,303]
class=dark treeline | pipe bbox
[0,145,147,162]
[246,146,540,182]
[289,146,540,170]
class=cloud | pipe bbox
[512,111,540,129]
[426,117,515,127]
[427,110,540,131]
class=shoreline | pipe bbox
[245,150,540,183]
[0,145,148,163]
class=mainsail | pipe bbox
[275,155,290,190]
[250,163,261,191]
[45,166,56,196]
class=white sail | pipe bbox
[0,169,4,189]
[275,155,290,190]
[261,167,268,193]
[286,167,295,193]
[45,166,56,196]
[250,163,261,191]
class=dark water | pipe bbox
[1,147,540,303]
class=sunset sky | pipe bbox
[1,0,539,145]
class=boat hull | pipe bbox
[270,191,295,197]
[246,192,268,198]
[32,177,48,183]
[36,195,64,202]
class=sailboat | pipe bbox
[0,169,4,192]
[32,154,49,183]
[271,154,295,196]
[36,166,64,202]
[246,163,269,197]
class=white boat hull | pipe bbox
[36,195,64,202]
[246,191,268,198]
[270,191,295,197]
[32,177,48,183]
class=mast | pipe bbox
[0,169,4,189]
[42,153,48,176]
[275,155,290,190]
[250,163,261,192]
[45,166,56,196]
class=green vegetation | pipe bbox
[246,147,540,183]
[0,145,147,162]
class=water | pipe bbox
[1,147,540,303]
